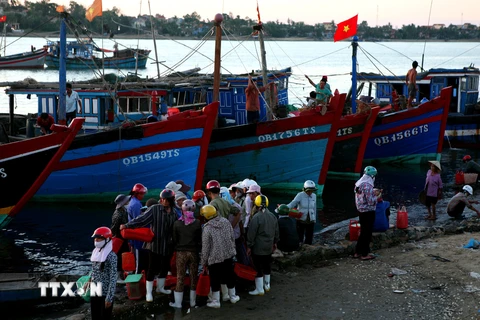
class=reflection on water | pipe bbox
[0,148,478,274]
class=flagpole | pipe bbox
[351,35,358,113]
[58,12,67,125]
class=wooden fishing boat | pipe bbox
[45,40,151,70]
[0,118,84,228]
[0,48,47,69]
[357,66,480,149]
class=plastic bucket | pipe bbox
[76,275,91,302]
[122,251,136,272]
[396,207,408,229]
[349,220,361,241]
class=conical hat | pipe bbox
[428,160,441,171]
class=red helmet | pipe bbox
[131,183,147,194]
[193,190,206,202]
[160,189,175,199]
[463,155,472,162]
[206,180,221,190]
[92,226,112,239]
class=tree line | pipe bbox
[3,1,480,40]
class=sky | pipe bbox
[40,0,480,27]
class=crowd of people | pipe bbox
[85,154,480,319]
[88,178,319,318]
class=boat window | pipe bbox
[92,99,98,114]
[468,76,479,91]
[118,96,151,113]
[277,79,285,90]
[461,78,466,91]
[84,99,90,113]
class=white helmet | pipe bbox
[303,180,317,191]
[463,185,473,195]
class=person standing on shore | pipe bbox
[425,161,443,221]
[354,166,378,260]
[406,61,418,109]
[286,180,317,246]
[110,194,131,281]
[90,227,117,320]
[127,183,149,274]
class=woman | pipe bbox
[170,199,202,308]
[200,205,240,308]
[354,166,378,261]
[110,194,130,280]
[276,204,299,254]
[247,195,279,295]
[286,180,317,245]
[90,227,117,320]
[425,160,443,221]
[120,189,177,302]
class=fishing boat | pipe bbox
[357,66,480,149]
[363,86,452,165]
[45,40,151,70]
[0,118,84,228]
[0,48,47,69]
[2,12,219,203]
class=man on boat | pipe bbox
[36,112,54,135]
[463,155,480,174]
[406,61,418,109]
[65,83,82,124]
[246,75,273,124]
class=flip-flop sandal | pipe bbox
[360,255,376,261]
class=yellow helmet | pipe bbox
[200,204,218,220]
[254,195,269,208]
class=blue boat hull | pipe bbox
[444,114,480,149]
[45,55,148,69]
[364,87,451,165]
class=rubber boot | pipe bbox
[206,291,221,308]
[264,274,271,292]
[146,281,154,302]
[249,277,265,296]
[190,290,196,307]
[228,288,240,304]
[207,288,213,303]
[169,291,183,308]
[156,278,172,294]
[220,284,230,302]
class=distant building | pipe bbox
[133,17,146,28]
[322,22,334,32]
[432,24,445,30]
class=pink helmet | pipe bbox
[182,199,196,212]
[246,184,261,194]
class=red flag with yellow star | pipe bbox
[333,15,358,42]
[85,0,102,22]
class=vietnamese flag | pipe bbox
[0,16,6,23]
[333,15,358,42]
[85,0,102,22]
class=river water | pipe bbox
[0,37,479,290]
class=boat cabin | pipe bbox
[46,40,94,59]
[165,67,291,126]
[4,87,168,134]
[358,66,480,115]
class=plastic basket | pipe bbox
[124,272,146,300]
[76,275,91,302]
[464,173,478,185]
[234,263,257,281]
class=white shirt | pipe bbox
[66,90,80,113]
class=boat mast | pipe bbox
[256,21,272,120]
[148,0,160,79]
[2,23,5,57]
[213,13,223,129]
[58,10,67,125]
[351,36,358,113]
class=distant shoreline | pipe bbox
[7,32,480,42]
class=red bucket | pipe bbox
[121,228,154,242]
[349,220,361,241]
[397,206,408,229]
[234,263,257,281]
[122,251,136,272]
[455,171,465,185]
[112,237,123,254]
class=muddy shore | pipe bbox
[16,209,480,320]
